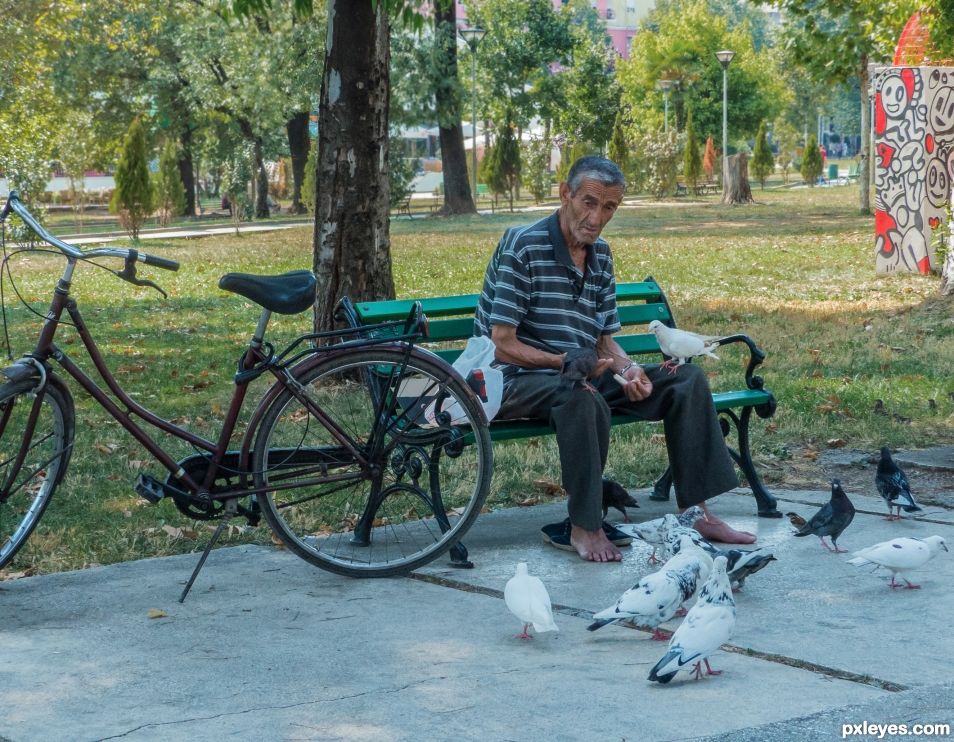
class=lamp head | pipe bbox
[715,49,735,69]
[459,26,486,51]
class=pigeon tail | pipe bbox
[648,649,685,684]
[586,618,614,632]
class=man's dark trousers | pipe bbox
[497,363,738,530]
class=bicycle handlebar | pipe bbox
[0,191,180,272]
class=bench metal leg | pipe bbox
[720,408,781,518]
[650,468,673,501]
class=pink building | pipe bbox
[455,0,650,59]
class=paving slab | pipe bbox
[1,487,952,741]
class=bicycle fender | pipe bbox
[1,359,45,385]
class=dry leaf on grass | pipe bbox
[517,496,542,507]
[825,438,848,448]
[270,532,287,549]
[147,608,167,619]
[532,479,566,497]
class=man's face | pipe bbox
[559,179,623,248]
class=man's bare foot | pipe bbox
[694,514,756,544]
[570,525,623,562]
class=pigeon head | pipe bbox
[880,447,892,460]
[712,555,729,575]
[514,562,529,576]
[925,536,948,554]
[682,506,705,524]
[648,320,663,335]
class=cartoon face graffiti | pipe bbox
[927,71,954,136]
[881,71,913,118]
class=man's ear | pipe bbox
[558,181,570,203]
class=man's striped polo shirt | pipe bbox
[474,210,620,378]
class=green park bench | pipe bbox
[341,278,782,519]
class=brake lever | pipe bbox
[115,249,168,299]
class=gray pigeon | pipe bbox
[602,478,639,522]
[793,479,855,553]
[875,447,922,520]
[560,346,599,390]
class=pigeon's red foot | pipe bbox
[703,659,723,676]
[650,628,672,641]
[675,607,688,617]
[516,623,533,639]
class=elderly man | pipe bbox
[474,155,755,562]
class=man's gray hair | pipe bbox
[566,156,625,194]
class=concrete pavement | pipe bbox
[2,486,953,742]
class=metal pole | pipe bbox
[664,92,669,134]
[471,50,478,203]
[722,65,728,185]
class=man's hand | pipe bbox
[621,364,653,401]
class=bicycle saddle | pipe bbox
[218,270,316,315]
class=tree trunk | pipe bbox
[177,126,196,217]
[434,1,475,215]
[721,152,754,205]
[286,111,310,215]
[253,138,270,219]
[859,57,871,214]
[313,0,394,333]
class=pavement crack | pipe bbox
[408,571,909,693]
[91,674,503,741]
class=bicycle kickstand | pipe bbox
[178,498,238,604]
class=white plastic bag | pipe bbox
[450,335,503,422]
[413,335,503,426]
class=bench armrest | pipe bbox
[715,334,767,392]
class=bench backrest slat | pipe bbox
[352,281,670,363]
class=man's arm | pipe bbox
[490,324,564,370]
[597,334,653,401]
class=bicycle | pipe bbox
[0,192,492,600]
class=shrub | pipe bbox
[751,121,775,189]
[800,134,824,186]
[154,140,186,225]
[110,118,154,240]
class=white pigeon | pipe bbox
[618,506,705,564]
[587,535,708,640]
[648,320,722,373]
[848,536,948,589]
[648,555,736,684]
[664,515,719,559]
[504,562,559,639]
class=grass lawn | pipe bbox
[2,183,952,577]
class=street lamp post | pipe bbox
[657,79,674,133]
[715,49,735,187]
[459,26,486,204]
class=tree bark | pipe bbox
[434,1,475,215]
[859,57,871,215]
[177,126,196,217]
[721,152,754,205]
[253,138,270,219]
[313,0,394,333]
[286,111,310,214]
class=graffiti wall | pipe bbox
[874,66,954,274]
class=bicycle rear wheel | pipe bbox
[253,346,492,577]
[0,379,75,570]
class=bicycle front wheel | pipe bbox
[253,346,492,577]
[0,379,75,571]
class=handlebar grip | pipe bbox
[141,253,180,271]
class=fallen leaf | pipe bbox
[95,443,118,455]
[532,479,566,497]
[147,608,167,619]
[826,438,847,448]
[765,423,778,433]
[270,532,287,549]
[801,450,819,461]
[517,496,542,507]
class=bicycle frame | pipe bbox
[11,265,421,507]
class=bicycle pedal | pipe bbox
[135,473,165,504]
